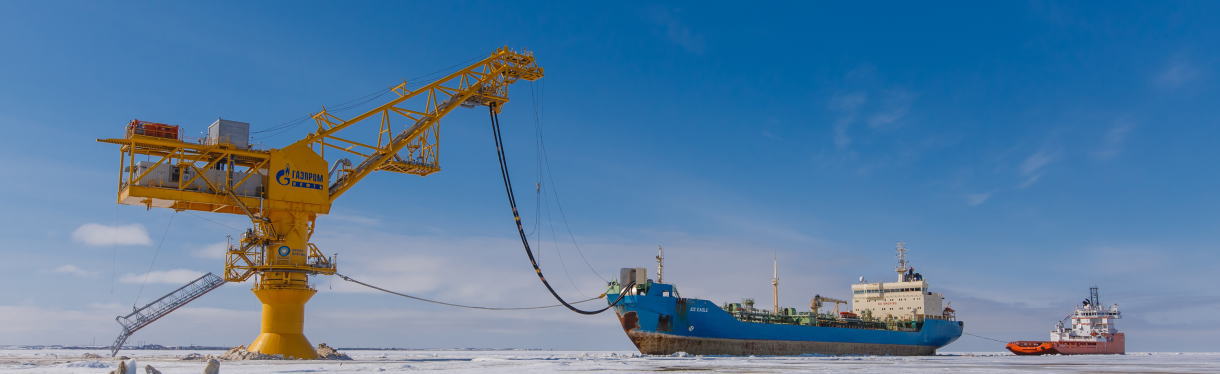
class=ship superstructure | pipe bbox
[1006,287,1124,355]
[851,242,948,320]
[605,243,963,356]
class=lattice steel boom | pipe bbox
[98,47,542,359]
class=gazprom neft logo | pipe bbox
[275,164,324,190]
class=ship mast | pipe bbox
[895,242,909,282]
[772,255,780,314]
[656,245,665,284]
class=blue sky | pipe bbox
[1,1,1218,352]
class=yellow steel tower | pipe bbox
[99,48,543,359]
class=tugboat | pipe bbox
[1006,287,1124,355]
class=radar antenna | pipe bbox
[895,242,909,282]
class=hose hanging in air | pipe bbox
[488,106,631,315]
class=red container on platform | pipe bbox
[126,119,180,140]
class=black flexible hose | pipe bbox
[488,106,630,315]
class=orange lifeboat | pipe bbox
[1006,341,1057,355]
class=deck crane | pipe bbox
[98,47,543,359]
[811,294,849,316]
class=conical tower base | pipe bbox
[247,287,318,359]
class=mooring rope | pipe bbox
[336,273,604,311]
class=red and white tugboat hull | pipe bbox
[1006,287,1124,355]
[1006,333,1124,355]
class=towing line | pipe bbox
[964,332,1009,343]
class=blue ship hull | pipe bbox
[607,283,963,356]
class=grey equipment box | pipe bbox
[207,119,250,149]
[619,267,648,286]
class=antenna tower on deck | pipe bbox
[656,245,665,284]
[895,242,909,282]
[771,255,779,314]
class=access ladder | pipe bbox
[109,272,226,357]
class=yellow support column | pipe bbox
[245,210,320,359]
[248,286,318,359]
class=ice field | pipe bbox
[1,349,1218,373]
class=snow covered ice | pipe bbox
[1,349,1217,373]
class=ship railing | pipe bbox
[918,313,956,321]
[726,309,923,331]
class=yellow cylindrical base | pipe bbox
[248,287,318,359]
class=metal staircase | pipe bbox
[109,272,226,357]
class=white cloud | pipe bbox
[645,6,705,54]
[829,91,868,112]
[321,213,381,226]
[866,89,915,129]
[827,84,917,151]
[191,241,228,259]
[71,223,152,246]
[832,120,853,149]
[1092,122,1135,160]
[1016,173,1043,189]
[52,264,94,277]
[1020,150,1055,175]
[965,192,991,207]
[1017,149,1057,188]
[705,212,818,244]
[327,255,447,295]
[119,269,205,284]
[1154,54,1202,89]
[0,304,124,338]
[829,92,867,149]
[0,303,257,346]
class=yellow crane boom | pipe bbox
[98,47,542,359]
[311,48,542,200]
[812,294,849,316]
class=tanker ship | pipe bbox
[605,243,963,355]
[1006,287,1124,355]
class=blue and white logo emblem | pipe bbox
[277,246,291,257]
[275,164,324,190]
